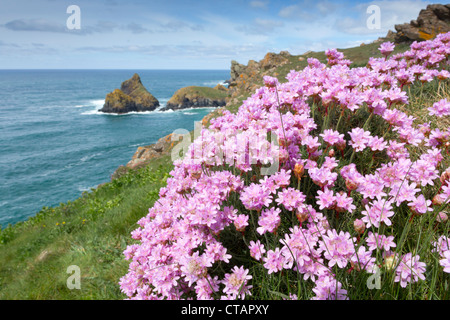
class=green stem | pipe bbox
[335,109,344,132]
[362,112,374,131]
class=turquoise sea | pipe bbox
[0,69,230,227]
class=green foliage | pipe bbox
[0,160,172,299]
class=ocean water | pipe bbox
[0,69,230,227]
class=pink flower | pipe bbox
[394,253,426,288]
[408,194,432,215]
[257,207,282,235]
[179,252,213,287]
[428,98,450,117]
[334,192,356,213]
[222,266,252,299]
[312,274,348,300]
[249,240,266,261]
[349,127,371,152]
[439,250,450,274]
[275,188,306,211]
[263,247,285,274]
[366,232,397,251]
[320,129,345,146]
[271,169,292,188]
[309,166,338,188]
[240,183,272,211]
[195,275,220,300]
[232,214,249,232]
[316,188,336,210]
[361,197,395,228]
[391,181,420,206]
[368,135,387,151]
[350,246,376,272]
[319,229,355,269]
[379,41,395,57]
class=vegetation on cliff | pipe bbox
[161,85,228,111]
[0,23,449,300]
[119,34,450,300]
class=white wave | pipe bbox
[82,109,162,116]
[90,99,105,108]
[81,109,103,115]
[74,99,105,109]
[78,185,98,192]
[183,112,196,115]
[177,107,215,112]
[202,80,227,87]
[80,152,103,162]
[152,109,174,114]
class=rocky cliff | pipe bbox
[99,73,160,114]
[161,86,228,111]
[393,4,450,43]
[228,51,292,103]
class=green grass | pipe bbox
[0,156,173,299]
[170,86,229,103]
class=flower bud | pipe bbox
[440,167,450,186]
[263,76,277,88]
[432,194,444,206]
[384,253,398,270]
[336,140,346,151]
[294,163,304,180]
[436,211,448,223]
[278,137,289,148]
[190,170,202,180]
[419,125,431,137]
[295,207,309,223]
[353,219,365,235]
[345,179,358,191]
[328,149,335,157]
[278,148,289,163]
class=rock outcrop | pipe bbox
[99,73,159,114]
[111,133,177,179]
[393,4,450,43]
[161,86,228,111]
[126,134,175,170]
[228,51,291,99]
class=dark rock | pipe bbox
[99,73,159,114]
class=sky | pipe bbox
[0,0,441,69]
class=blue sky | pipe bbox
[0,0,439,69]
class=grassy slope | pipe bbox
[0,40,446,299]
[0,155,172,299]
[169,86,229,104]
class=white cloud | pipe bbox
[335,0,431,35]
[250,1,269,9]
[236,18,284,35]
[278,4,304,19]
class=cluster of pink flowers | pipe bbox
[120,32,450,300]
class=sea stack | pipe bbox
[99,73,159,114]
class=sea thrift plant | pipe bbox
[120,33,450,300]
